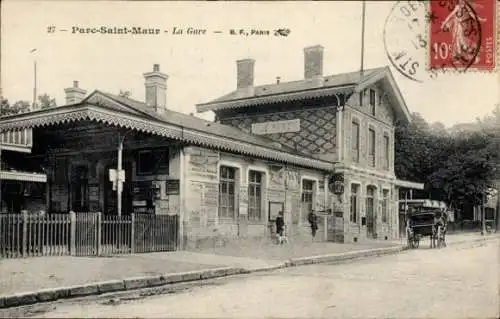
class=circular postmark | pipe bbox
[383,0,482,83]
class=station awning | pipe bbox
[0,170,47,183]
[394,179,425,190]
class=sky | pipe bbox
[1,1,498,127]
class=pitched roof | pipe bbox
[197,67,385,110]
[0,94,334,170]
[196,66,412,125]
[90,91,300,154]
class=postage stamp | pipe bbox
[384,0,497,83]
[428,0,496,72]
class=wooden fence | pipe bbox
[0,212,179,259]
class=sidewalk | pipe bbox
[0,232,497,309]
[0,239,396,297]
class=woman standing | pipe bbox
[308,210,319,240]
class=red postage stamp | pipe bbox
[429,0,496,71]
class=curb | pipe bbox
[283,245,404,267]
[1,237,497,309]
[0,266,246,309]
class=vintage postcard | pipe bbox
[0,1,499,318]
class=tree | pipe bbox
[12,101,30,113]
[1,93,56,116]
[38,93,57,109]
[429,122,447,135]
[395,112,499,221]
[0,99,30,117]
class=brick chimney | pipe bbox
[143,64,168,113]
[304,45,324,85]
[236,59,255,95]
[64,81,87,105]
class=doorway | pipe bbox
[71,165,89,212]
[366,186,377,238]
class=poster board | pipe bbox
[268,201,284,222]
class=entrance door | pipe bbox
[366,186,376,238]
[71,165,89,212]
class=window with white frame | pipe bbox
[248,170,263,221]
[352,121,360,163]
[219,166,237,219]
[368,128,376,167]
[350,184,359,223]
[301,179,315,221]
[382,189,389,223]
[383,134,390,170]
[366,186,376,219]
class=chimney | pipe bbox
[143,64,168,113]
[64,81,87,105]
[236,59,255,95]
[304,45,324,83]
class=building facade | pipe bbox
[1,47,423,249]
[0,65,336,250]
[197,45,423,243]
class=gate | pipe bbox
[74,212,98,256]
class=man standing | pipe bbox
[308,210,319,240]
[275,211,285,244]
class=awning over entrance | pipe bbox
[394,179,424,190]
[0,91,335,171]
[0,170,47,183]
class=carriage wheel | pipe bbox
[406,230,413,249]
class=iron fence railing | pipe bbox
[0,211,179,259]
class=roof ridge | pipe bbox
[94,91,304,156]
[98,91,164,120]
[197,66,389,107]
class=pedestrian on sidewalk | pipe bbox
[275,211,285,244]
[308,210,319,240]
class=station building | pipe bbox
[0,45,423,249]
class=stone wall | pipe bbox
[182,146,329,249]
[340,168,399,243]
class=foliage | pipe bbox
[37,93,57,109]
[0,98,30,116]
[395,107,500,210]
[0,93,57,116]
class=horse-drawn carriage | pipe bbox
[406,208,448,249]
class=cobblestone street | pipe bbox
[16,238,499,318]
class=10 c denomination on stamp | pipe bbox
[384,0,496,83]
[428,0,496,72]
